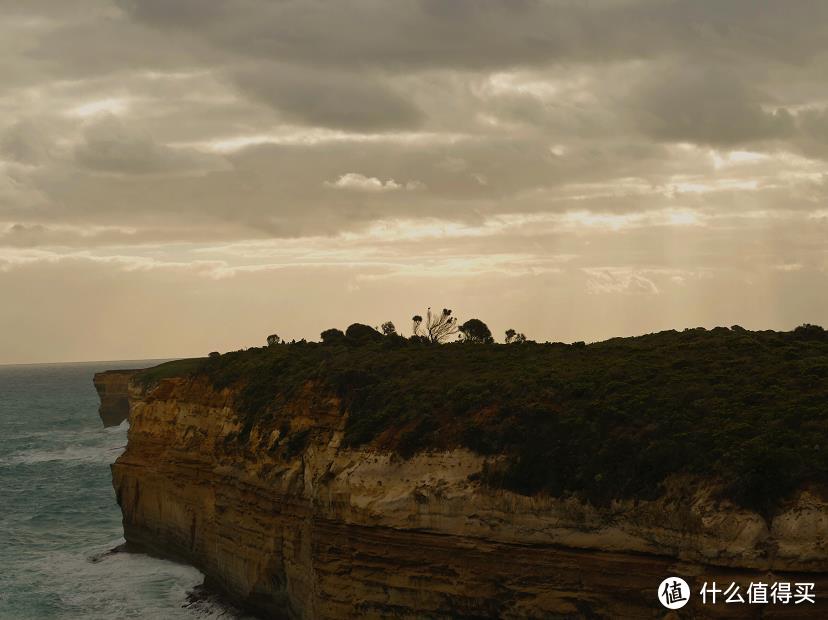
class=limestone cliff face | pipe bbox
[93,369,140,427]
[109,376,828,618]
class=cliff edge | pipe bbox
[103,327,828,617]
[93,369,141,427]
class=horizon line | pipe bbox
[0,356,180,368]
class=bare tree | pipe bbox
[413,307,458,343]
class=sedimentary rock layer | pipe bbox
[107,374,828,618]
[93,369,140,427]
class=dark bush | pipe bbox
[505,329,527,344]
[793,323,826,340]
[459,318,494,343]
[345,323,384,343]
[320,328,346,345]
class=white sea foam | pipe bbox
[1,424,128,466]
[1,442,126,466]
[27,543,243,619]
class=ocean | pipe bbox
[0,361,242,619]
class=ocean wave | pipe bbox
[0,442,126,467]
[8,419,129,441]
[0,363,232,619]
[10,544,238,619]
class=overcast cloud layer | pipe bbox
[2,0,828,363]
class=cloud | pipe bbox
[792,107,828,158]
[72,115,227,175]
[230,64,423,131]
[1,121,49,165]
[22,4,209,80]
[631,68,795,146]
[119,0,828,71]
[584,268,660,295]
[326,173,423,193]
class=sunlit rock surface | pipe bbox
[103,374,828,618]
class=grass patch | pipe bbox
[134,358,206,387]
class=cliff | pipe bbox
[104,328,828,617]
[108,372,828,618]
[93,369,141,427]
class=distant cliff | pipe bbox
[92,369,140,426]
[101,326,828,617]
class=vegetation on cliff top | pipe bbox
[137,324,828,515]
[133,357,205,388]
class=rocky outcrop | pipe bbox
[93,369,141,426]
[108,376,828,618]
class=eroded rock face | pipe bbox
[109,377,828,618]
[92,369,141,427]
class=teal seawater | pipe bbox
[0,361,237,619]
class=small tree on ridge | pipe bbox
[505,329,527,344]
[412,307,458,343]
[459,319,493,343]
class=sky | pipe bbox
[2,0,828,364]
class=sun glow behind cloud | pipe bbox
[68,97,131,118]
[185,129,472,153]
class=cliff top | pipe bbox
[133,324,828,514]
